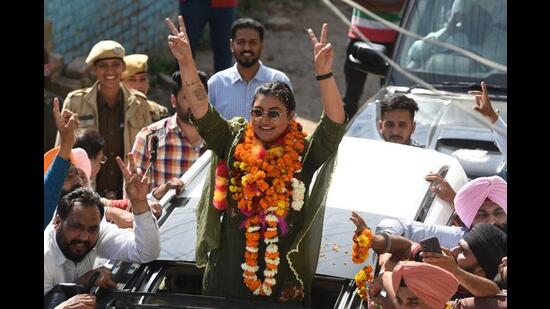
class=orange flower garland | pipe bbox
[352,228,373,264]
[227,120,307,296]
[355,265,374,301]
[213,162,229,210]
[351,227,375,303]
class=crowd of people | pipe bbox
[44,1,507,308]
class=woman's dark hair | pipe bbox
[252,81,296,112]
[231,18,264,41]
[171,70,208,96]
[57,187,104,220]
[74,128,105,160]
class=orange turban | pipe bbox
[391,261,458,309]
[44,146,91,183]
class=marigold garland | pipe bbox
[213,162,229,210]
[352,227,375,303]
[352,228,373,264]
[216,120,307,296]
[355,265,374,300]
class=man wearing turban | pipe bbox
[454,176,506,231]
[421,224,506,298]
[389,261,459,309]
[375,175,506,249]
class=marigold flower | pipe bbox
[229,121,308,295]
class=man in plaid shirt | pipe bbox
[132,71,208,197]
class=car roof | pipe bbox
[316,137,467,278]
[156,137,468,279]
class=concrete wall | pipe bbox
[44,0,178,63]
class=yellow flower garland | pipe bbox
[352,228,375,302]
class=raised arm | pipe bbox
[53,98,79,160]
[165,16,208,119]
[469,82,506,157]
[45,99,80,228]
[307,24,346,124]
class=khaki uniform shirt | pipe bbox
[56,81,152,197]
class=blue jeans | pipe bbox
[179,0,236,72]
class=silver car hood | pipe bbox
[346,86,507,178]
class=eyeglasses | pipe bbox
[100,155,108,164]
[250,108,287,121]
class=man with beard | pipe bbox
[378,94,423,147]
[207,18,292,120]
[420,224,507,299]
[44,154,161,297]
[131,70,207,196]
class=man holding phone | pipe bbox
[351,213,505,303]
[419,236,442,254]
[420,224,506,298]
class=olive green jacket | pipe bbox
[193,106,347,306]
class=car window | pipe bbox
[395,0,506,83]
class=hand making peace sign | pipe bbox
[165,15,193,66]
[116,153,149,203]
[307,23,333,76]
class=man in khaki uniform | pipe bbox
[122,54,171,122]
[56,40,152,199]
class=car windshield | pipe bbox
[391,0,507,89]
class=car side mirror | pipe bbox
[348,41,389,76]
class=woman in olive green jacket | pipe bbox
[165,16,347,306]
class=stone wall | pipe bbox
[44,0,178,63]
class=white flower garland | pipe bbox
[291,177,306,211]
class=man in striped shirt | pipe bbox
[207,18,292,120]
[343,0,405,118]
[132,71,208,194]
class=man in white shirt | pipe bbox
[207,18,291,120]
[469,81,507,157]
[44,154,160,300]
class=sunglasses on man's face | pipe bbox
[250,108,287,121]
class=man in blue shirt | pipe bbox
[207,18,292,120]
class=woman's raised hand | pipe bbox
[307,23,333,75]
[165,15,193,66]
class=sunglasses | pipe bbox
[250,108,287,121]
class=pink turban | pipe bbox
[391,261,458,309]
[44,146,91,183]
[454,176,507,229]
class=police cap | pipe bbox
[85,40,125,65]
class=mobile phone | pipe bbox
[82,271,101,294]
[420,236,442,254]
